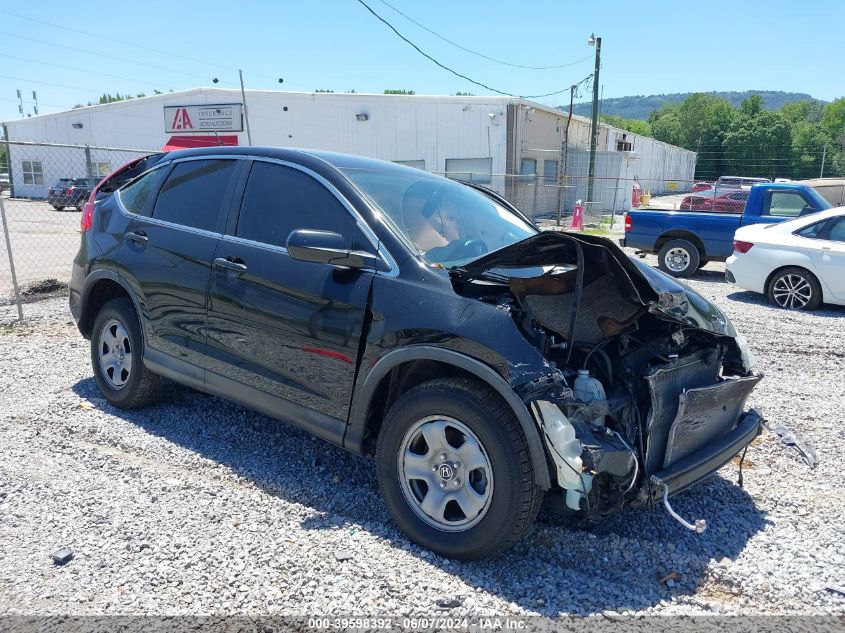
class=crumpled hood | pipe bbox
[454,231,737,339]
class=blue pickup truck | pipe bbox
[621,183,831,277]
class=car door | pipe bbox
[801,216,845,301]
[204,159,376,429]
[118,157,240,369]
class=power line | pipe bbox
[355,0,572,99]
[0,95,72,109]
[376,0,592,70]
[0,53,176,91]
[0,9,308,90]
[0,9,233,72]
[0,73,106,95]
[0,31,211,83]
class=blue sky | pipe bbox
[1,0,842,122]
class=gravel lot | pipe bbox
[1,250,844,619]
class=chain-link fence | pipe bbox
[6,138,838,320]
[0,141,153,314]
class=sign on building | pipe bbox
[163,104,243,133]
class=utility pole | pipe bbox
[820,145,826,178]
[586,34,602,207]
[32,91,38,116]
[238,69,253,146]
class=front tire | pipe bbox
[90,298,163,408]
[376,378,543,560]
[766,267,822,310]
[658,239,700,277]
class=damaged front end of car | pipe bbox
[450,231,763,531]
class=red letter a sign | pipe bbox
[171,108,194,130]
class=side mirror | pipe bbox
[286,229,387,271]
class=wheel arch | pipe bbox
[346,346,552,489]
[655,230,707,258]
[78,271,143,340]
[764,264,824,302]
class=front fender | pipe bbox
[344,345,552,489]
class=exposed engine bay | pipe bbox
[451,232,762,528]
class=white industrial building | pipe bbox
[2,88,696,216]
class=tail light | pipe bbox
[65,187,73,195]
[733,240,754,253]
[80,198,95,232]
[624,215,632,232]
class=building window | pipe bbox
[616,134,633,152]
[92,161,110,177]
[445,158,492,184]
[22,160,44,185]
[519,158,537,182]
[394,159,426,170]
[543,160,559,184]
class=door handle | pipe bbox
[125,230,148,244]
[214,257,248,273]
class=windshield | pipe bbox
[340,166,537,267]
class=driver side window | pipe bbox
[235,161,364,250]
[762,191,811,218]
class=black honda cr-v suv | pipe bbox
[70,147,763,559]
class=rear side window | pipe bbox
[795,220,828,239]
[119,167,168,216]
[235,161,358,249]
[827,218,845,242]
[152,159,236,231]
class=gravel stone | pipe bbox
[333,550,354,562]
[1,232,844,618]
[51,549,73,566]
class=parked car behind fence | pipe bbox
[48,177,101,211]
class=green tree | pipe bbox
[649,94,736,179]
[781,100,824,125]
[383,89,415,95]
[821,97,845,139]
[723,101,792,179]
[601,114,652,137]
[454,91,475,96]
[790,121,830,178]
[739,94,763,116]
[315,88,335,93]
[649,105,683,146]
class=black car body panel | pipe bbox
[70,146,763,529]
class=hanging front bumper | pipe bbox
[647,407,763,499]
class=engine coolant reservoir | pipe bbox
[574,369,607,426]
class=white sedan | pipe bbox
[726,207,845,310]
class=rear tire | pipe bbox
[766,267,822,310]
[90,298,163,408]
[658,238,700,277]
[375,377,543,560]
[52,205,63,211]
